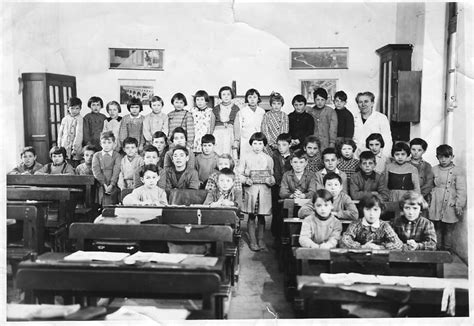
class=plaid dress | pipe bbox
[391,215,437,250]
[261,110,289,155]
[337,157,359,179]
[341,220,403,250]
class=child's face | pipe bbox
[141,170,159,189]
[393,150,408,165]
[129,105,141,116]
[124,144,138,157]
[363,204,381,225]
[368,140,382,155]
[437,154,454,167]
[334,97,346,110]
[101,138,114,152]
[90,102,102,113]
[410,145,425,161]
[323,154,338,171]
[21,151,36,167]
[304,142,319,157]
[217,158,231,171]
[403,203,421,222]
[247,93,259,107]
[293,101,306,114]
[172,149,189,169]
[83,150,95,165]
[340,144,354,159]
[218,174,234,192]
[290,157,307,174]
[202,142,214,155]
[108,105,119,118]
[152,137,167,153]
[314,197,333,219]
[271,101,283,111]
[220,90,232,104]
[150,101,163,114]
[51,153,64,165]
[360,159,376,175]
[144,151,159,165]
[314,95,327,109]
[173,133,186,147]
[173,99,185,110]
[325,179,342,197]
[195,97,207,109]
[68,105,81,117]
[251,140,265,153]
[277,140,290,155]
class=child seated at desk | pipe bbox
[392,191,437,251]
[9,146,43,175]
[75,145,97,175]
[158,146,200,191]
[299,189,342,249]
[123,164,168,206]
[35,146,75,175]
[341,194,403,250]
[203,168,242,208]
[315,147,348,193]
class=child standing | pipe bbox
[158,146,200,191]
[409,138,434,202]
[392,191,437,251]
[151,131,169,169]
[118,137,144,191]
[211,86,240,158]
[279,149,316,200]
[303,136,324,174]
[314,147,348,193]
[429,145,466,251]
[57,97,83,167]
[341,194,403,250]
[83,96,107,150]
[195,134,219,188]
[119,98,145,152]
[35,146,75,175]
[102,100,122,152]
[190,90,215,154]
[203,168,242,208]
[350,151,390,201]
[336,139,359,179]
[366,133,389,174]
[123,164,168,206]
[76,145,97,175]
[163,127,196,169]
[261,92,289,155]
[299,189,343,249]
[205,153,242,193]
[9,146,43,175]
[92,131,121,206]
[288,95,314,150]
[239,89,266,162]
[239,132,276,251]
[143,95,168,145]
[333,91,354,143]
[168,93,194,149]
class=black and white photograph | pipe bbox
[2,1,473,325]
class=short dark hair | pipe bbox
[366,133,385,149]
[106,100,121,113]
[87,96,103,108]
[248,132,267,146]
[171,92,187,106]
[143,144,159,155]
[276,133,292,144]
[140,164,160,177]
[436,144,454,157]
[313,189,334,203]
[391,141,410,157]
[152,131,168,142]
[245,88,261,104]
[127,97,143,112]
[21,146,36,157]
[170,127,188,142]
[409,138,428,151]
[356,91,375,103]
[172,145,189,156]
[359,151,376,163]
[123,137,139,147]
[218,86,235,99]
[314,88,328,101]
[334,90,348,102]
[194,90,210,103]
[321,147,339,159]
[323,172,342,185]
[149,95,164,107]
[292,94,307,106]
[201,134,216,145]
[218,167,235,179]
[49,146,67,160]
[67,97,82,108]
[100,130,115,142]
[337,139,357,153]
[83,144,97,153]
[269,92,284,105]
[303,135,321,149]
[290,149,307,161]
[360,193,386,212]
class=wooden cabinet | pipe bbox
[21,73,76,163]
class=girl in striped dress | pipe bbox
[261,92,289,156]
[168,93,195,149]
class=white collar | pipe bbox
[362,218,380,228]
[102,150,113,156]
[322,168,340,175]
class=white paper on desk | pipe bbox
[347,273,380,284]
[114,207,162,222]
[126,251,188,264]
[320,273,353,285]
[64,251,130,262]
[106,306,189,322]
[94,216,141,224]
[7,304,80,320]
[180,256,218,266]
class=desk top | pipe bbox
[7,186,81,201]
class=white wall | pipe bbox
[4,1,397,168]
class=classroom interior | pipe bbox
[3,1,473,322]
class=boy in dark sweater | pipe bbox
[288,95,314,150]
[333,91,354,143]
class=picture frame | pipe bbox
[301,79,338,105]
[290,47,348,69]
[118,79,155,105]
[109,48,164,71]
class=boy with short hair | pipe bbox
[333,91,354,143]
[349,151,390,201]
[409,138,434,202]
[118,137,144,190]
[158,146,200,191]
[279,149,316,200]
[303,135,324,174]
[76,145,97,175]
[203,168,242,208]
[58,97,83,167]
[288,95,314,150]
[195,134,219,188]
[134,144,160,188]
[9,146,43,175]
[83,96,107,150]
[123,164,168,206]
[314,147,348,193]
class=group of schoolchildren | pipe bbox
[9,86,466,254]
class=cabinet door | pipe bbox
[395,71,422,122]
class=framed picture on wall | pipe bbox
[301,79,338,105]
[290,47,348,69]
[119,79,155,105]
[109,48,164,71]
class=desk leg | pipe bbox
[436,263,444,278]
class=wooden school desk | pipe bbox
[16,252,228,319]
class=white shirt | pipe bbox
[362,218,380,229]
[353,110,392,157]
